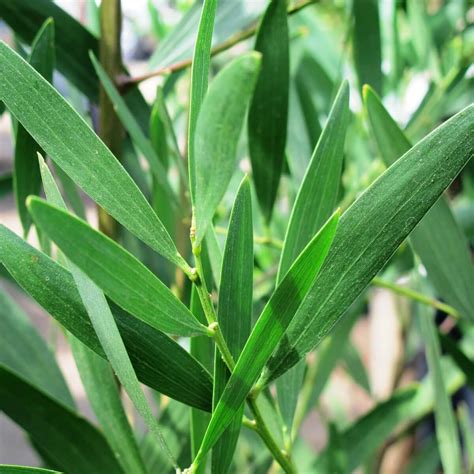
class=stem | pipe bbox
[248,396,297,474]
[372,277,460,319]
[98,0,124,238]
[214,226,284,249]
[118,0,318,90]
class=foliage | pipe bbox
[0,0,472,473]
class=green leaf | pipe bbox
[90,52,178,208]
[266,104,474,381]
[14,18,54,236]
[212,177,253,474]
[0,466,62,473]
[439,333,474,389]
[364,85,474,321]
[193,210,339,463]
[188,0,217,200]
[248,0,289,222]
[0,0,150,131]
[27,197,207,337]
[194,52,261,245]
[0,288,74,408]
[352,0,382,93]
[342,342,371,394]
[0,225,213,411]
[458,402,474,472]
[0,366,124,473]
[418,303,462,474]
[276,81,349,429]
[0,41,188,272]
[405,438,440,474]
[38,156,147,474]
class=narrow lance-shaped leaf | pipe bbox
[0,366,124,473]
[417,303,462,474]
[90,52,178,209]
[0,225,213,411]
[0,467,61,474]
[248,0,289,222]
[14,18,54,236]
[194,52,261,245]
[265,104,474,383]
[276,81,350,429]
[0,287,74,408]
[212,177,253,474]
[192,210,339,464]
[363,85,474,321]
[38,156,147,474]
[0,41,188,272]
[28,197,207,337]
[188,0,217,200]
[352,0,382,93]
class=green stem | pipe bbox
[214,225,284,249]
[118,0,318,89]
[372,277,460,319]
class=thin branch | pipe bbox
[118,0,317,90]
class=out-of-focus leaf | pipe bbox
[0,225,213,411]
[417,302,462,474]
[352,0,382,93]
[405,438,440,474]
[342,342,371,394]
[14,18,54,236]
[0,42,188,272]
[28,198,207,337]
[364,85,474,321]
[212,177,253,474]
[0,466,62,473]
[38,156,146,474]
[439,333,474,390]
[0,288,73,408]
[0,173,13,197]
[0,366,124,473]
[90,53,177,208]
[248,0,289,222]
[194,53,261,245]
[188,0,217,200]
[407,0,433,70]
[265,104,474,382]
[458,402,474,472]
[0,0,150,131]
[277,81,350,431]
[192,211,339,463]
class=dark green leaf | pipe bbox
[194,52,261,245]
[193,211,339,463]
[212,177,253,474]
[0,466,62,474]
[248,0,289,222]
[0,225,213,411]
[0,41,188,272]
[188,0,217,200]
[14,18,54,235]
[352,0,382,93]
[266,104,474,381]
[364,85,474,321]
[28,197,207,337]
[0,288,73,408]
[439,333,474,390]
[0,366,124,473]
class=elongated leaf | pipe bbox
[90,53,177,208]
[418,304,462,474]
[439,333,474,389]
[188,0,217,200]
[38,156,146,474]
[364,85,474,321]
[342,342,371,394]
[0,0,150,131]
[352,0,382,93]
[0,41,188,271]
[0,288,73,408]
[248,0,289,221]
[13,19,54,236]
[405,438,440,474]
[276,82,350,427]
[192,211,339,463]
[28,198,206,337]
[0,366,123,473]
[458,402,474,472]
[265,104,474,381]
[212,177,253,474]
[0,225,213,411]
[0,466,62,473]
[194,52,261,244]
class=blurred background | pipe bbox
[0,0,473,471]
